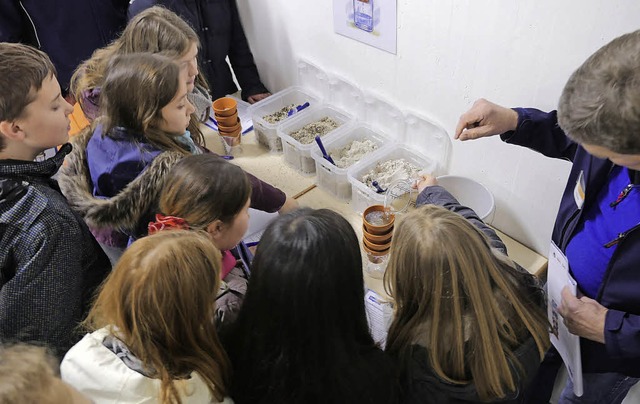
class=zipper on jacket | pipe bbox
[596,222,640,301]
[559,209,581,250]
[603,222,640,248]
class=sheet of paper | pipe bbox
[548,242,583,397]
[242,209,278,246]
[364,289,394,348]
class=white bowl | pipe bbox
[436,175,495,223]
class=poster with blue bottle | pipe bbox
[333,0,397,54]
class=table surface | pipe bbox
[204,128,548,299]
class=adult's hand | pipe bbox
[559,286,608,344]
[278,196,299,214]
[455,98,519,141]
[247,92,271,104]
[413,174,438,193]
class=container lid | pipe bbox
[363,92,406,140]
[402,112,451,175]
[327,75,364,119]
[297,59,328,101]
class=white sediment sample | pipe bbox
[289,117,340,144]
[330,139,379,168]
[262,104,295,124]
[361,158,421,190]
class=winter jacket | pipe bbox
[128,0,269,100]
[0,145,111,359]
[396,186,545,403]
[61,327,233,403]
[503,108,640,376]
[0,0,128,91]
[58,125,286,248]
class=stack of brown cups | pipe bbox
[213,97,241,147]
[362,205,395,264]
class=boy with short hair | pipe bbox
[0,43,111,359]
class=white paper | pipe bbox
[364,289,394,348]
[242,209,278,245]
[548,242,583,396]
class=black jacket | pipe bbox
[0,0,128,91]
[128,0,269,101]
[0,145,111,359]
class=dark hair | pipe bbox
[228,208,397,403]
[0,43,57,151]
[159,153,251,227]
[558,29,640,154]
[100,53,189,155]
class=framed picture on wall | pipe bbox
[333,0,397,54]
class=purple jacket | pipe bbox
[502,108,640,375]
[81,125,286,247]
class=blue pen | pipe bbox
[314,136,335,166]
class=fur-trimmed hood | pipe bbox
[58,127,184,232]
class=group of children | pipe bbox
[0,6,550,404]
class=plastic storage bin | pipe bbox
[312,126,392,199]
[247,59,327,152]
[347,145,436,213]
[278,105,355,175]
[249,86,320,152]
[310,94,402,200]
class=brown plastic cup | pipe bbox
[363,225,393,244]
[363,205,395,235]
[215,113,239,127]
[362,236,392,252]
[212,97,237,117]
[218,118,241,133]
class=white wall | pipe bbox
[237,0,640,254]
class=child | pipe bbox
[227,208,399,404]
[384,175,549,404]
[70,6,211,130]
[0,43,111,359]
[61,230,232,403]
[59,52,294,259]
[0,344,90,404]
[149,153,252,330]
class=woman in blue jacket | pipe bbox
[455,29,640,404]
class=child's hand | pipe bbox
[414,174,438,193]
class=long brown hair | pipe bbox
[84,230,230,403]
[159,154,251,228]
[70,6,207,145]
[384,205,549,401]
[100,53,191,155]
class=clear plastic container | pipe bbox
[310,92,402,200]
[248,86,319,152]
[278,105,355,175]
[347,145,436,213]
[311,125,393,200]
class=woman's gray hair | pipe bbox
[558,29,640,154]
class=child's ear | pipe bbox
[206,219,226,245]
[0,120,25,141]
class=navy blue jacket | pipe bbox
[502,108,640,376]
[128,0,269,101]
[0,0,128,91]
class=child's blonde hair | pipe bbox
[84,230,229,403]
[384,205,549,401]
[159,154,251,228]
[70,6,207,145]
[100,53,190,155]
[0,344,58,403]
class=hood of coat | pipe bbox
[58,127,183,231]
